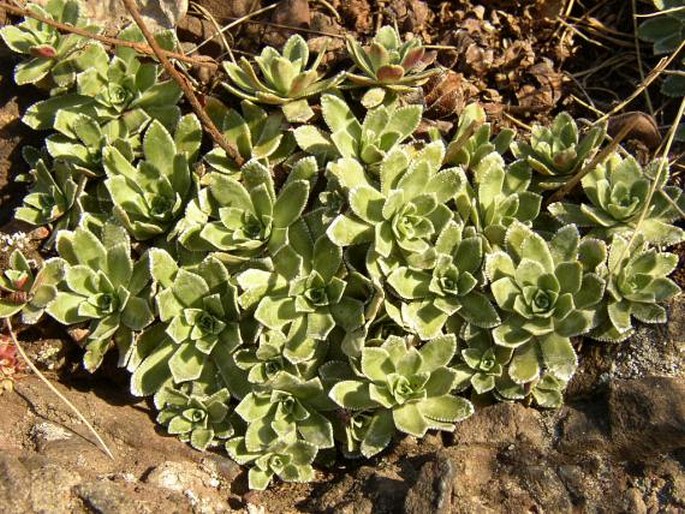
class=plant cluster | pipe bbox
[1,6,683,490]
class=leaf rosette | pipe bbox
[329,334,473,453]
[548,153,685,246]
[453,151,542,249]
[385,220,500,340]
[0,0,97,87]
[235,372,335,453]
[345,26,438,106]
[15,158,81,231]
[178,158,316,260]
[327,141,460,272]
[0,250,65,324]
[227,437,318,490]
[142,250,243,385]
[294,94,422,170]
[156,386,234,451]
[46,221,154,371]
[591,234,681,342]
[23,37,182,132]
[511,112,605,190]
[485,223,606,384]
[452,325,513,395]
[444,103,515,172]
[203,99,296,175]
[238,235,365,361]
[222,34,343,122]
[103,115,201,240]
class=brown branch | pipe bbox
[0,1,216,68]
[120,0,244,166]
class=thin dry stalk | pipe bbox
[631,0,654,114]
[185,1,279,58]
[598,39,685,122]
[120,0,244,166]
[5,318,115,460]
[612,96,685,269]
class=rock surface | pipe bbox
[0,314,683,513]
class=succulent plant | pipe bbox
[0,337,24,394]
[233,329,319,384]
[485,223,606,384]
[235,372,335,451]
[511,112,605,190]
[178,158,316,259]
[385,220,500,340]
[133,250,242,388]
[203,99,296,176]
[495,370,567,408]
[453,151,542,249]
[237,234,366,359]
[639,0,685,102]
[0,250,65,324]
[46,110,136,177]
[0,0,97,86]
[329,335,473,453]
[345,25,438,107]
[46,221,154,370]
[444,103,515,171]
[15,158,82,231]
[103,115,201,240]
[452,325,513,395]
[548,153,685,246]
[222,34,343,122]
[4,10,685,491]
[227,437,318,490]
[23,40,182,132]
[155,385,234,450]
[294,94,422,170]
[591,234,681,342]
[327,141,459,271]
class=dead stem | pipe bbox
[185,1,279,58]
[631,0,654,114]
[598,39,685,122]
[612,97,685,269]
[5,318,115,460]
[120,0,244,167]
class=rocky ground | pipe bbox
[1,0,684,512]
[0,296,682,513]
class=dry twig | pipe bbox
[5,318,115,460]
[0,1,216,68]
[120,0,244,166]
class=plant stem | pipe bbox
[0,1,216,68]
[120,0,245,167]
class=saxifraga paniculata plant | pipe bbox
[1,6,683,490]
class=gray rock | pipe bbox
[404,450,455,514]
[27,461,81,513]
[609,377,685,458]
[0,454,31,513]
[75,480,151,514]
